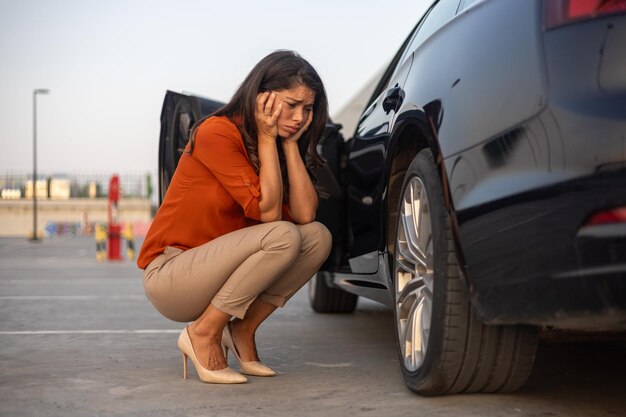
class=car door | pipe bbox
[345,0,461,272]
[345,45,418,271]
[308,121,350,270]
[158,91,224,204]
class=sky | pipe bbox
[0,0,430,179]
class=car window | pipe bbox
[395,3,435,69]
[365,2,436,108]
[403,0,461,57]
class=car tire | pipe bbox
[392,149,538,395]
[308,271,358,313]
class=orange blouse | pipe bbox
[137,115,290,269]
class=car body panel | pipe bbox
[321,0,626,329]
[449,10,626,327]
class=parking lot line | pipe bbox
[0,329,181,335]
[0,295,145,300]
[0,278,136,284]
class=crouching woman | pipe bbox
[137,50,332,384]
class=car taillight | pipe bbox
[544,0,626,29]
[585,207,626,226]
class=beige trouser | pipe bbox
[143,221,332,322]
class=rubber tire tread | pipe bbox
[309,272,358,314]
[394,150,538,395]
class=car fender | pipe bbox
[383,101,473,289]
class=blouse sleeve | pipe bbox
[191,119,262,221]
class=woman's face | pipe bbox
[272,84,316,139]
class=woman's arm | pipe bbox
[283,140,318,224]
[283,111,318,224]
[256,92,284,222]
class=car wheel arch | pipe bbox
[384,122,428,258]
[383,117,472,294]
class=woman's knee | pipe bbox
[314,221,332,250]
[300,221,332,257]
[261,221,302,257]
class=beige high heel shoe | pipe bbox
[178,327,247,384]
[222,323,276,377]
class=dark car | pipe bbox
[307,0,626,396]
[158,0,626,396]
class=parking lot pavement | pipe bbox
[0,236,625,417]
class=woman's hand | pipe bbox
[283,110,313,144]
[255,91,282,140]
[255,91,284,222]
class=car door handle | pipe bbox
[382,84,405,114]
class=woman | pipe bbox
[137,50,332,384]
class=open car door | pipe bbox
[307,122,348,271]
[158,90,224,204]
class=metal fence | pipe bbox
[0,171,154,200]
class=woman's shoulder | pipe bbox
[198,115,241,139]
[191,115,245,156]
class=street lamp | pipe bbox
[31,88,50,241]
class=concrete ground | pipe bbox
[0,237,624,417]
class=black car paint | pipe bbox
[158,91,223,204]
[320,0,626,328]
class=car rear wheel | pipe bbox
[308,271,358,313]
[393,150,538,395]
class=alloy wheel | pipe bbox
[394,176,434,372]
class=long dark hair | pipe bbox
[187,50,328,196]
